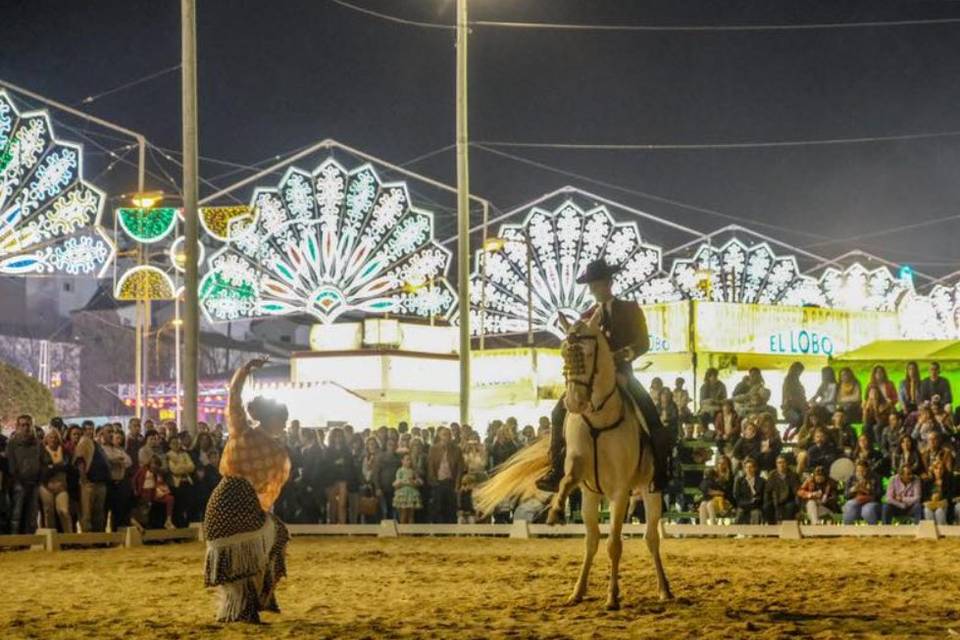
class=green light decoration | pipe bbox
[117,207,177,244]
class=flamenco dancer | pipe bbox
[203,357,292,623]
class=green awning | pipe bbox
[832,340,957,363]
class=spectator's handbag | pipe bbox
[358,494,379,517]
[710,496,732,514]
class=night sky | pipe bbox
[3,0,960,280]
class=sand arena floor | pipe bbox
[1,535,958,639]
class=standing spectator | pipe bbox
[923,459,954,525]
[8,415,43,534]
[102,430,133,531]
[781,362,807,439]
[74,426,110,533]
[322,428,354,524]
[458,437,488,523]
[698,455,733,525]
[138,430,166,469]
[132,455,175,530]
[883,464,923,524]
[891,434,922,477]
[409,438,429,522]
[732,458,765,524]
[899,361,923,415]
[374,438,402,520]
[125,418,143,471]
[698,368,727,429]
[488,425,519,469]
[166,435,196,527]
[920,362,952,408]
[427,426,464,523]
[863,385,894,447]
[808,367,838,424]
[842,460,881,524]
[836,368,863,425]
[39,429,73,532]
[797,466,838,524]
[359,437,380,521]
[392,453,422,524]
[347,433,366,523]
[764,455,801,523]
[193,444,222,523]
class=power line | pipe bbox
[328,0,960,32]
[803,212,960,250]
[476,130,960,151]
[77,64,181,106]
[471,143,832,241]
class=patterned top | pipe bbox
[219,425,290,511]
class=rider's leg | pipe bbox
[536,397,567,492]
[622,371,672,492]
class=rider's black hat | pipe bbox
[575,259,620,284]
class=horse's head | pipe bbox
[559,310,614,415]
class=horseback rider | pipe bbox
[536,258,673,493]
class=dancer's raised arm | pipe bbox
[227,357,267,438]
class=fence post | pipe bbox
[916,520,939,540]
[509,519,530,540]
[189,522,205,542]
[124,526,143,548]
[36,528,58,552]
[378,519,399,538]
[779,520,802,540]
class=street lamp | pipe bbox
[483,237,535,348]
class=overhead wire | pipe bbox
[76,64,181,106]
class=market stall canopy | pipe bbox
[831,340,956,363]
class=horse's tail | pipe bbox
[474,437,551,517]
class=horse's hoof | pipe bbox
[564,595,582,607]
[546,509,563,526]
[605,600,621,611]
[659,591,674,602]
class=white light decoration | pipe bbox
[897,291,949,339]
[168,235,205,273]
[0,91,114,276]
[927,282,960,339]
[470,199,678,338]
[670,239,823,306]
[818,263,906,312]
[199,157,457,324]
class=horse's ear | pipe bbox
[557,312,572,333]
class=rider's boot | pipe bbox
[536,420,566,493]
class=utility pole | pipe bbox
[455,0,471,426]
[181,0,200,436]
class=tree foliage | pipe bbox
[0,360,55,426]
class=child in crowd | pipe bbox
[393,454,422,524]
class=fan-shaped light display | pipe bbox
[199,205,254,241]
[670,239,823,306]
[199,157,457,324]
[115,265,176,301]
[818,264,906,312]
[0,92,113,276]
[470,199,678,338]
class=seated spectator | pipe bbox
[868,365,899,408]
[891,434,922,477]
[780,362,807,439]
[757,414,783,473]
[697,455,734,525]
[39,429,73,533]
[798,427,838,476]
[673,377,693,425]
[657,388,681,442]
[713,400,741,445]
[842,460,881,524]
[863,385,894,447]
[732,458,765,524]
[912,404,942,443]
[931,397,955,435]
[797,465,839,524]
[836,368,863,426]
[852,433,885,479]
[883,464,923,524]
[794,411,824,448]
[920,362,952,409]
[808,366,838,426]
[731,418,762,471]
[732,368,774,418]
[698,368,727,429]
[763,455,801,523]
[899,361,922,415]
[829,409,858,457]
[881,412,908,458]
[923,459,954,525]
[392,453,423,524]
[920,431,954,480]
[132,455,175,530]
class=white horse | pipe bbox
[475,310,673,609]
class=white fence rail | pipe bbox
[1,520,954,552]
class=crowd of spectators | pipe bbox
[0,413,550,534]
[0,359,956,534]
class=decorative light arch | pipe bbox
[818,263,907,312]
[470,199,678,338]
[0,91,114,276]
[199,157,457,324]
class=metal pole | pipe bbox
[175,295,182,426]
[479,201,487,350]
[526,242,533,347]
[181,0,200,436]
[134,299,142,418]
[455,0,471,425]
